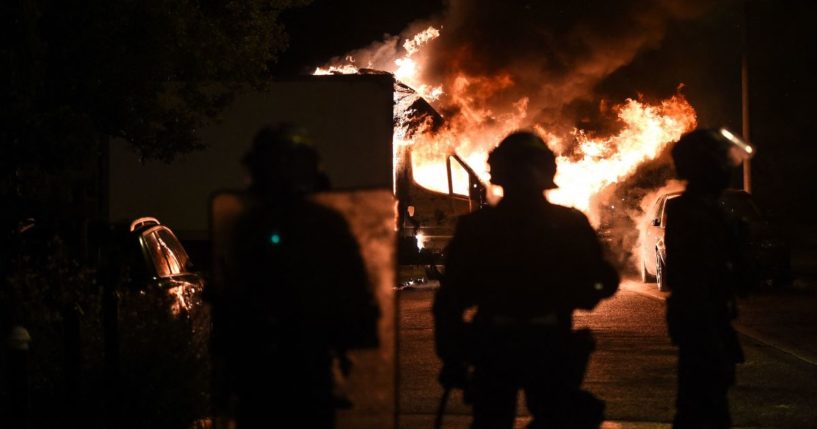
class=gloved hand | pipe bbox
[438,361,469,389]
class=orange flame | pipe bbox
[315,26,698,223]
[548,95,697,214]
[315,26,443,101]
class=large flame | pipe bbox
[315,26,697,223]
[315,25,443,102]
[548,95,696,212]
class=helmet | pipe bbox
[671,128,753,192]
[488,131,557,190]
[242,123,323,194]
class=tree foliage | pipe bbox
[0,3,308,426]
[1,0,310,174]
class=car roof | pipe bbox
[130,217,161,234]
[659,188,750,199]
[721,189,751,198]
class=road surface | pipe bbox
[397,279,817,428]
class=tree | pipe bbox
[1,0,310,177]
[0,2,309,427]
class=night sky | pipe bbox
[273,0,445,75]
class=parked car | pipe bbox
[640,189,791,291]
[115,217,210,427]
[127,216,203,298]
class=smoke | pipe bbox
[424,0,712,139]
[409,0,709,274]
[314,0,713,275]
[317,0,712,148]
[327,35,403,72]
[594,152,686,275]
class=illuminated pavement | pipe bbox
[397,279,817,428]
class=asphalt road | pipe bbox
[397,279,817,429]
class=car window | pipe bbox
[660,194,680,227]
[141,227,190,278]
[719,193,763,222]
[650,197,664,223]
[449,156,470,196]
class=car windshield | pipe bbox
[719,193,763,222]
[142,227,190,277]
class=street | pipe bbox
[397,280,817,428]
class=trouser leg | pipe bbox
[238,386,335,429]
[525,381,603,429]
[237,360,335,429]
[523,377,559,429]
[673,347,733,429]
[470,365,519,429]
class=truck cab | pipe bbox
[395,146,486,263]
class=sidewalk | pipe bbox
[401,415,673,428]
[401,414,768,428]
[735,242,817,365]
[623,266,817,368]
[736,281,817,366]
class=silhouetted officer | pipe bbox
[220,124,379,429]
[665,128,754,429]
[433,131,619,429]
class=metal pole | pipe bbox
[63,305,81,429]
[741,1,752,193]
[433,387,452,429]
[98,226,121,429]
[7,326,32,429]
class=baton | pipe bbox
[433,387,452,429]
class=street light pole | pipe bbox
[742,0,752,193]
[742,54,751,193]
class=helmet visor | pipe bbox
[719,127,755,167]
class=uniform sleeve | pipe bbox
[665,201,710,303]
[322,211,380,350]
[567,210,619,310]
[664,199,719,337]
[432,215,475,363]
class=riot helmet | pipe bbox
[671,128,754,193]
[242,123,323,196]
[488,131,557,191]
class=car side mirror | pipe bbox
[651,218,660,227]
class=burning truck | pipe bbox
[315,24,699,273]
[393,76,488,261]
